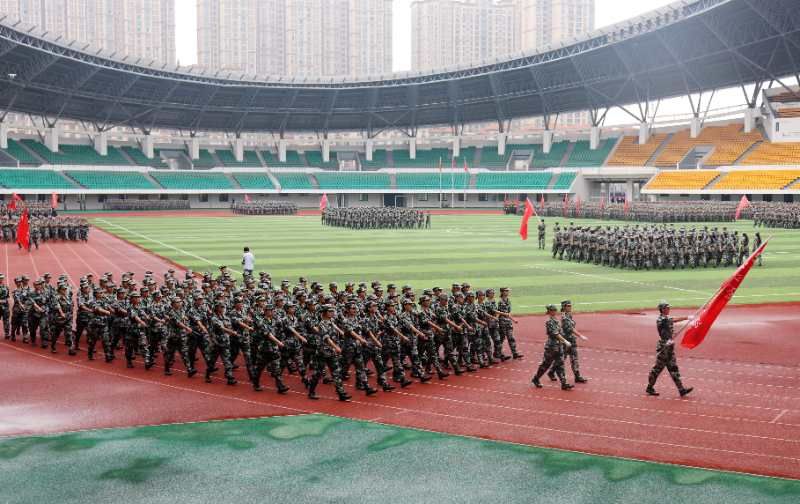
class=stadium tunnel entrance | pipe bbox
[383,194,407,207]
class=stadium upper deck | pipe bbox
[0,0,798,134]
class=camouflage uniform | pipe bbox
[206,308,236,384]
[532,306,572,390]
[647,306,691,396]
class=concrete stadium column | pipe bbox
[0,123,7,149]
[452,136,461,158]
[638,122,650,145]
[189,137,200,160]
[744,107,757,133]
[409,137,417,159]
[543,130,553,154]
[322,139,331,163]
[626,180,634,201]
[45,126,59,152]
[365,138,374,161]
[143,134,154,159]
[690,116,701,139]
[93,131,108,156]
[497,133,507,156]
[234,137,244,162]
[278,139,287,162]
[590,126,600,150]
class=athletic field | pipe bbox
[93,214,800,313]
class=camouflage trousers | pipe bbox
[498,323,519,356]
[533,346,567,385]
[648,345,684,391]
[27,313,48,347]
[163,333,193,373]
[231,333,255,379]
[419,331,444,374]
[73,317,90,350]
[87,323,113,361]
[435,331,460,370]
[450,330,470,367]
[11,309,28,341]
[340,341,367,388]
[382,345,407,382]
[309,352,346,396]
[0,304,9,337]
[189,331,212,370]
[253,343,283,388]
[467,328,485,366]
[401,333,426,377]
[125,328,153,367]
[206,343,235,380]
[362,344,389,387]
[549,340,581,379]
[49,319,72,352]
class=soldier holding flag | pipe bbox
[647,301,693,397]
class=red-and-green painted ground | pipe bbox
[1,212,799,502]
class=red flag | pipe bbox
[16,208,30,251]
[51,192,58,209]
[681,239,769,349]
[600,197,606,212]
[575,196,582,216]
[539,194,545,211]
[623,198,630,216]
[8,192,21,211]
[319,193,328,211]
[734,195,750,220]
[244,194,252,203]
[562,194,568,217]
[463,159,469,173]
[519,198,536,240]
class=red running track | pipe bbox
[0,232,798,480]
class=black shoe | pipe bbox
[226,378,238,386]
[575,376,588,383]
[87,352,94,361]
[68,350,76,356]
[126,361,134,369]
[308,391,319,400]
[465,365,477,373]
[437,370,449,380]
[547,374,557,382]
[187,368,197,378]
[145,362,154,370]
[453,366,463,376]
[419,374,431,383]
[646,386,659,396]
[164,369,173,376]
[400,379,412,388]
[51,349,57,354]
[365,387,378,396]
[277,384,289,394]
[382,384,395,392]
[512,353,524,359]
[561,384,574,391]
[679,387,694,397]
[355,382,365,390]
[323,377,332,384]
[253,384,263,392]
[338,393,352,402]
[302,377,310,389]
[531,377,542,388]
[500,355,511,361]
[205,375,212,383]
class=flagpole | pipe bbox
[438,156,443,209]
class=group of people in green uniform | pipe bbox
[550,223,762,270]
[538,201,740,223]
[1,269,523,402]
[231,201,298,215]
[1,216,90,246]
[751,202,800,229]
[322,208,430,230]
[102,200,190,211]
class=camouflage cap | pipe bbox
[561,300,572,310]
[546,304,558,312]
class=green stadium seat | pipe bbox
[232,172,275,190]
[67,170,158,190]
[552,172,577,190]
[314,173,390,190]
[475,172,552,190]
[396,173,469,190]
[149,171,233,190]
[216,149,262,167]
[453,147,477,168]
[565,140,616,167]
[360,149,388,170]
[479,147,509,170]
[122,146,167,168]
[21,140,130,166]
[531,142,568,168]
[0,169,74,189]
[392,148,449,169]
[305,151,338,170]
[275,173,313,190]
[1,139,41,166]
[192,149,218,169]
[262,150,305,168]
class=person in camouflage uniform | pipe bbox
[531,304,574,390]
[229,296,256,383]
[307,304,350,401]
[433,293,464,375]
[11,276,29,342]
[0,274,9,339]
[126,292,154,369]
[87,289,114,362]
[547,300,588,384]
[417,294,449,380]
[398,298,432,382]
[163,297,197,377]
[48,283,73,354]
[647,301,693,397]
[537,220,547,250]
[280,302,308,387]
[26,279,49,348]
[338,301,376,395]
[497,288,523,360]
[251,302,289,393]
[205,302,237,385]
[73,282,94,353]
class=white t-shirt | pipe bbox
[242,251,255,271]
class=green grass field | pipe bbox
[2,415,798,504]
[93,214,800,314]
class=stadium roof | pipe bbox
[0,0,798,134]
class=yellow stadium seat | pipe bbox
[741,142,800,165]
[712,170,800,190]
[644,170,720,190]
[607,134,668,166]
[654,124,761,167]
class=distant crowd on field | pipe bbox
[322,207,430,229]
[103,200,190,211]
[231,201,298,215]
[1,216,89,245]
[0,202,57,218]
[537,201,741,222]
[751,202,800,229]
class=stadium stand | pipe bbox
[20,140,131,166]
[712,170,800,190]
[643,170,720,190]
[231,172,275,190]
[478,146,510,169]
[607,134,668,166]
[304,150,339,170]
[532,142,569,168]
[552,172,577,190]
[149,171,233,190]
[314,173,390,190]
[740,142,800,165]
[565,140,616,167]
[453,147,477,167]
[360,149,388,170]
[121,146,167,168]
[275,173,313,190]
[392,148,449,169]
[768,91,800,103]
[67,170,158,190]
[1,139,41,166]
[395,173,469,190]
[215,149,262,167]
[654,125,761,167]
[262,150,304,168]
[191,149,217,169]
[0,169,74,189]
[776,108,800,118]
[475,172,553,190]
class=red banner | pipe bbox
[16,208,30,251]
[562,194,568,217]
[519,198,535,241]
[8,192,21,211]
[734,195,750,220]
[623,198,630,216]
[51,192,58,209]
[681,239,769,349]
[319,193,328,211]
[539,194,545,211]
[244,194,252,203]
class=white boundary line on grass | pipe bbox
[96,219,242,275]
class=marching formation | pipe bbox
[1,216,90,246]
[231,201,298,215]
[322,208,430,229]
[538,201,740,223]
[1,270,523,401]
[752,202,800,229]
[102,200,190,211]
[551,223,761,269]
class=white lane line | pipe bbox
[772,409,789,424]
[524,263,708,295]
[96,219,242,275]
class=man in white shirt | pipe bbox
[242,247,255,277]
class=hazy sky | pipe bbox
[175,0,678,70]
